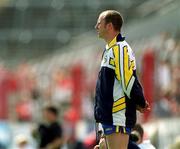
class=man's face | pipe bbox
[43,110,56,122]
[95,14,108,39]
[43,110,51,122]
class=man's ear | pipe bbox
[106,22,113,30]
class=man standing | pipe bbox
[35,106,63,149]
[94,10,149,149]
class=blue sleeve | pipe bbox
[130,71,146,108]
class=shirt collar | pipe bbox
[106,33,125,49]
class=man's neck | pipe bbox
[105,32,120,44]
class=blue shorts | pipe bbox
[102,124,131,135]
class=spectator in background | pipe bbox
[153,91,178,118]
[130,124,156,149]
[169,136,180,149]
[33,106,63,149]
[15,134,33,149]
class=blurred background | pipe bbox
[0,0,179,148]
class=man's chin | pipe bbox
[96,33,104,39]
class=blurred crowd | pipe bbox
[0,31,179,148]
[150,32,180,119]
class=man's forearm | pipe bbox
[46,138,63,149]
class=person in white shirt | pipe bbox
[138,139,156,149]
[15,134,34,149]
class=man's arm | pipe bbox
[114,45,149,111]
[46,123,63,149]
[46,138,63,149]
[130,73,150,112]
[130,72,146,108]
[113,45,135,98]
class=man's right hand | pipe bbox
[94,145,100,149]
[136,100,150,113]
[94,138,107,149]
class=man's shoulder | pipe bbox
[49,122,62,133]
[115,40,132,51]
